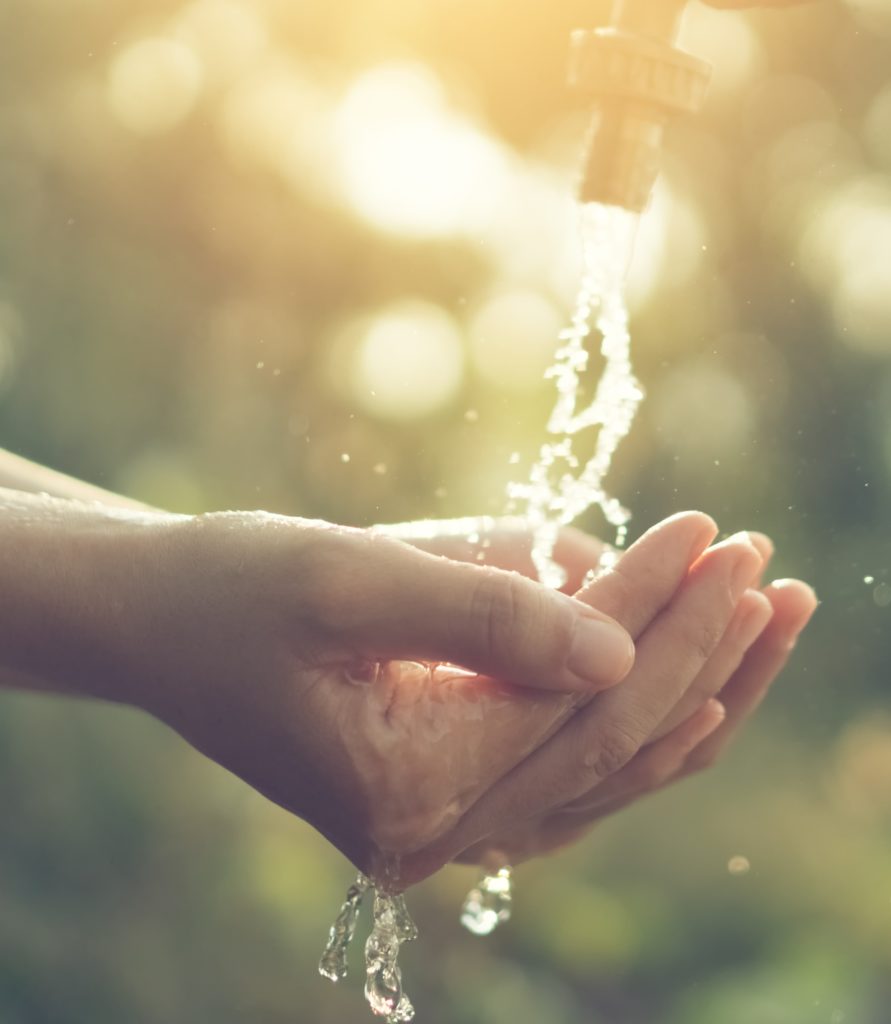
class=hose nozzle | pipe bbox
[570,13,712,211]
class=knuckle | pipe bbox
[478,570,522,640]
[583,721,640,781]
[593,561,634,616]
[470,571,571,672]
[685,617,726,663]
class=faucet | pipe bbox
[570,0,812,211]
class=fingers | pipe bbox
[555,577,815,819]
[647,588,773,742]
[339,533,634,694]
[747,532,774,588]
[421,534,761,862]
[552,526,608,592]
[573,511,718,638]
[558,699,727,815]
[677,578,817,776]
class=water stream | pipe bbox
[509,201,642,587]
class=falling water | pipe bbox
[508,202,642,588]
[462,202,642,934]
[319,874,419,1023]
[319,873,371,982]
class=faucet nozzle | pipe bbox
[570,9,712,212]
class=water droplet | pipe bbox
[864,575,875,584]
[373,463,388,475]
[341,453,351,464]
[365,965,402,1016]
[460,867,513,936]
[464,409,479,423]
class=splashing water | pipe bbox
[508,202,642,588]
[320,875,419,1022]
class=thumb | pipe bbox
[339,534,634,693]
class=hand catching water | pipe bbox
[398,515,817,870]
[0,484,815,888]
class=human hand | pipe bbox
[457,577,816,866]
[83,505,761,886]
[388,516,814,879]
[42,505,637,883]
[0,494,791,890]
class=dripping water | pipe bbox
[320,874,419,1022]
[460,866,513,936]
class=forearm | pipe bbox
[0,448,153,512]
[0,487,173,703]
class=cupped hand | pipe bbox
[390,517,815,874]
[95,509,637,881]
[77,506,809,890]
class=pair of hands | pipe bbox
[69,504,814,889]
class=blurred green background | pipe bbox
[2,0,891,1021]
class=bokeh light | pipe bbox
[173,0,268,85]
[468,289,562,392]
[107,37,204,135]
[679,5,765,99]
[799,176,891,352]
[334,63,509,237]
[350,301,464,420]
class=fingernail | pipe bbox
[568,615,635,687]
[748,531,774,563]
[726,533,762,596]
[704,698,726,722]
[736,591,773,644]
[688,700,726,746]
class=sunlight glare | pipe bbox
[351,301,464,420]
[173,0,268,84]
[334,63,508,238]
[799,177,891,352]
[108,38,203,135]
[469,290,563,392]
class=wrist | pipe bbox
[0,490,188,707]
